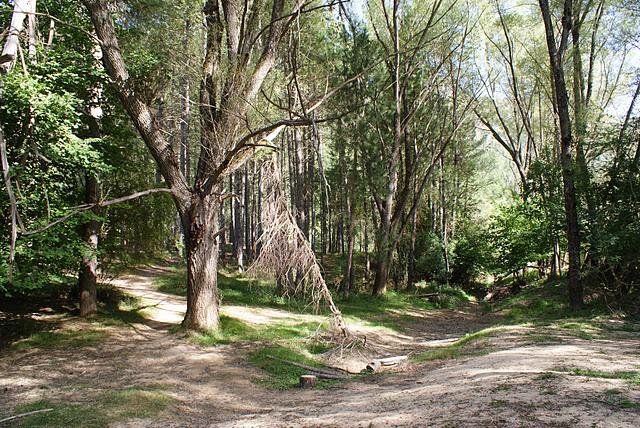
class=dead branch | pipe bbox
[0,408,54,424]
[306,371,349,380]
[20,188,175,236]
[0,124,20,281]
[266,355,348,377]
[248,156,349,337]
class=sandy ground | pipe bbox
[1,266,639,427]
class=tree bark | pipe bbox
[343,149,356,299]
[0,0,36,75]
[233,169,244,270]
[79,174,100,317]
[539,0,583,309]
[182,196,220,331]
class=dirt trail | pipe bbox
[1,266,639,427]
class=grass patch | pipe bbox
[152,265,470,332]
[525,333,563,344]
[189,316,324,346]
[12,388,175,427]
[413,347,461,362]
[489,399,509,407]
[492,280,607,324]
[604,389,640,409]
[190,315,258,345]
[95,286,152,326]
[412,326,503,362]
[11,329,108,351]
[152,266,187,297]
[568,368,640,385]
[414,281,474,309]
[534,372,558,381]
[248,344,339,389]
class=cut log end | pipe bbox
[299,374,317,388]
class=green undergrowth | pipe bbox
[414,281,475,308]
[412,326,505,362]
[490,280,617,324]
[3,280,156,351]
[11,387,176,427]
[153,264,472,332]
[604,389,640,409]
[487,280,640,338]
[11,329,108,351]
[248,344,340,390]
[95,285,154,326]
[190,316,325,346]
[567,368,640,385]
[187,315,335,389]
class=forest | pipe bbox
[0,0,639,426]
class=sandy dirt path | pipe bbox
[1,265,639,427]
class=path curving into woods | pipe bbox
[1,265,639,427]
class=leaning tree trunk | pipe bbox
[182,196,221,332]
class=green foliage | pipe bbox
[450,229,490,287]
[0,67,104,292]
[414,281,474,308]
[482,197,554,278]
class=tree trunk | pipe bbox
[373,246,391,297]
[78,174,100,317]
[182,197,220,332]
[406,204,418,290]
[233,169,244,270]
[539,0,583,309]
[0,0,36,75]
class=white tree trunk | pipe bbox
[0,0,36,74]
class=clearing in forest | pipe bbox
[1,264,639,427]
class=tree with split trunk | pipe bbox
[82,0,333,331]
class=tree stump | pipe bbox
[299,374,317,388]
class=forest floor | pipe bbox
[1,264,640,427]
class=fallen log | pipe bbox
[366,360,382,372]
[266,355,346,377]
[366,355,409,372]
[377,355,408,365]
[415,293,439,298]
[307,371,349,380]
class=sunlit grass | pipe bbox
[567,368,640,385]
[189,315,324,346]
[12,329,108,351]
[248,344,339,390]
[412,326,506,362]
[12,388,176,427]
[152,264,474,333]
